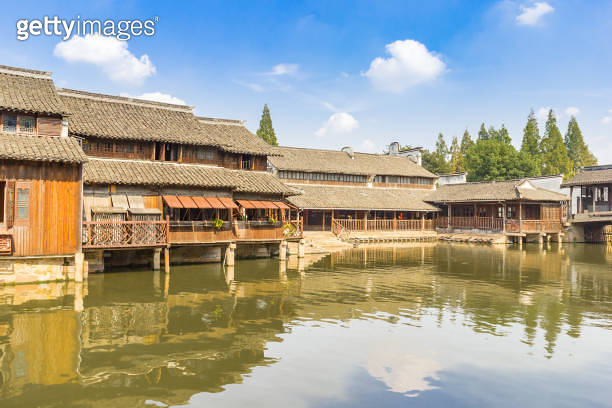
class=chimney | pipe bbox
[341,146,354,159]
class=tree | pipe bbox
[460,129,474,156]
[540,109,572,176]
[465,138,537,182]
[421,133,452,174]
[449,135,462,173]
[477,123,489,141]
[564,116,597,174]
[488,124,511,144]
[256,104,278,146]
[521,110,540,157]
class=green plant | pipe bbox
[268,216,276,224]
[213,218,223,229]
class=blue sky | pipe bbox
[2,0,612,163]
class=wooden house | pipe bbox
[57,89,299,270]
[0,66,87,284]
[561,165,612,242]
[267,146,439,232]
[426,179,569,243]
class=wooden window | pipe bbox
[19,115,35,133]
[103,142,114,153]
[137,143,145,155]
[6,181,15,228]
[115,143,125,153]
[82,141,91,152]
[15,182,31,225]
[197,148,214,161]
[3,114,17,132]
[126,143,134,154]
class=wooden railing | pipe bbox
[332,218,434,232]
[333,219,365,231]
[83,220,169,249]
[506,220,562,233]
[397,219,423,230]
[169,221,233,244]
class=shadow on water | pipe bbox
[0,243,610,407]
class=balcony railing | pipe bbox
[169,221,233,244]
[83,220,169,249]
[332,218,434,232]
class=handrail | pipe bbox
[83,220,169,249]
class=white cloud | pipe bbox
[234,80,265,92]
[363,39,446,93]
[536,106,561,121]
[602,116,612,124]
[54,34,155,84]
[268,63,298,76]
[516,2,554,26]
[359,139,376,153]
[315,112,359,137]
[120,92,186,105]
[564,106,580,116]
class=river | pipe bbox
[0,243,611,407]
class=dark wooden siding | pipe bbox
[36,116,62,136]
[0,161,81,257]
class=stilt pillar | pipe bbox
[279,240,287,260]
[225,243,236,266]
[74,252,84,283]
[153,248,161,270]
[298,239,305,258]
[164,247,170,272]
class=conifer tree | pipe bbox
[256,104,278,146]
[540,109,572,176]
[449,135,462,173]
[422,133,452,174]
[520,109,540,157]
[564,116,597,174]
[477,123,489,140]
[460,129,474,156]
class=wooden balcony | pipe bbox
[436,216,562,234]
[169,221,233,244]
[234,220,303,241]
[333,218,434,233]
[82,220,169,249]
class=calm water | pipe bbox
[0,244,611,407]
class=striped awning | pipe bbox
[218,197,238,209]
[163,195,183,208]
[178,196,198,208]
[237,200,288,209]
[205,197,226,209]
[192,196,211,209]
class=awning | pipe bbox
[127,195,145,209]
[218,197,238,209]
[205,197,226,209]
[111,194,129,209]
[237,200,256,209]
[192,196,212,209]
[274,201,290,209]
[178,196,198,209]
[163,195,183,208]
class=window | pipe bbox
[137,143,145,155]
[82,141,90,152]
[507,206,517,219]
[241,155,253,170]
[3,114,17,132]
[125,143,134,154]
[19,116,35,133]
[15,183,30,225]
[103,142,114,153]
[197,148,214,161]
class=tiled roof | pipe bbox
[269,146,437,178]
[561,167,612,187]
[0,133,87,163]
[229,169,298,195]
[286,184,439,211]
[83,158,297,195]
[58,89,219,147]
[426,179,570,203]
[197,117,277,156]
[0,65,66,115]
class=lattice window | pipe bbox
[2,114,17,133]
[19,116,35,133]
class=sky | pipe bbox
[2,0,612,163]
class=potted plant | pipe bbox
[268,216,276,224]
[213,218,224,230]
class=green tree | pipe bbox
[256,104,278,146]
[465,138,537,182]
[422,133,452,174]
[520,110,541,156]
[449,135,462,173]
[477,123,489,141]
[488,124,511,144]
[564,116,597,175]
[540,109,572,176]
[460,129,474,156]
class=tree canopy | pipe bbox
[256,104,278,146]
[564,116,597,175]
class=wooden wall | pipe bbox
[0,161,81,257]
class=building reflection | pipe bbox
[0,244,610,406]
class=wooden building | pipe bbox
[267,146,439,232]
[57,89,300,271]
[426,179,569,243]
[0,66,87,284]
[561,165,612,242]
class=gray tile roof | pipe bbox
[197,117,276,156]
[269,146,437,178]
[58,89,219,147]
[0,133,87,163]
[286,184,439,211]
[561,167,612,187]
[426,179,570,203]
[83,158,297,195]
[0,65,66,115]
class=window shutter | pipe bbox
[6,181,15,228]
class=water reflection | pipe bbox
[0,244,610,407]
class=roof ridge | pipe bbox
[57,88,194,112]
[196,116,244,126]
[87,157,226,170]
[0,65,52,79]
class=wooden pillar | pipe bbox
[448,204,451,229]
[519,202,523,232]
[279,240,287,260]
[473,203,477,229]
[421,213,425,231]
[364,211,368,231]
[153,248,161,270]
[502,203,507,233]
[331,210,335,231]
[225,243,236,266]
[592,186,596,213]
[569,186,574,216]
[164,247,170,272]
[393,211,397,230]
[298,239,305,258]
